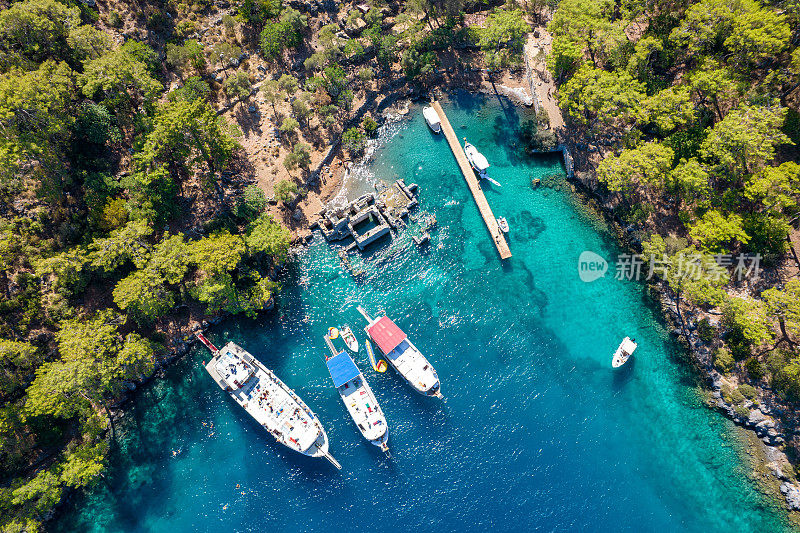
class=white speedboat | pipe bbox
[464,140,490,179]
[340,325,359,352]
[323,336,389,453]
[198,334,341,469]
[357,306,442,398]
[423,106,442,134]
[612,337,637,368]
[497,217,509,233]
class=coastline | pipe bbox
[202,78,800,517]
[564,157,800,520]
[54,85,792,528]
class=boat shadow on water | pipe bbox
[611,357,636,391]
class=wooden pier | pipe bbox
[432,101,512,260]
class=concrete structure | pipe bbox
[313,179,419,252]
[432,101,512,260]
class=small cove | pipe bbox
[55,92,790,533]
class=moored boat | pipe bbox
[423,106,442,134]
[197,334,341,469]
[366,339,387,373]
[612,337,637,368]
[357,306,442,398]
[340,325,359,352]
[464,139,490,179]
[323,335,389,453]
[497,217,509,233]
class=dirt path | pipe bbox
[524,29,565,130]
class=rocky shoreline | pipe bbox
[157,76,800,520]
[565,169,800,520]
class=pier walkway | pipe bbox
[432,101,511,259]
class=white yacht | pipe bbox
[198,334,341,469]
[357,306,442,398]
[612,337,637,368]
[423,106,442,134]
[464,140,490,179]
[323,335,389,453]
[497,217,509,233]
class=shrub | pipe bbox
[223,71,251,100]
[362,116,378,137]
[283,143,311,171]
[237,184,266,220]
[721,384,745,405]
[342,127,365,155]
[714,347,734,374]
[697,318,715,343]
[273,179,298,203]
[108,10,122,28]
[222,14,237,35]
[169,76,211,102]
[745,357,766,381]
[280,117,299,135]
[734,405,751,419]
[358,67,375,82]
[738,383,756,400]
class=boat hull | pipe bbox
[204,343,338,466]
[374,339,441,397]
[341,326,359,352]
[423,106,442,134]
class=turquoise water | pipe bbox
[56,92,789,532]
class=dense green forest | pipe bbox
[0,0,295,529]
[549,0,800,407]
[0,0,534,529]
[6,0,800,527]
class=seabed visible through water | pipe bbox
[56,91,792,533]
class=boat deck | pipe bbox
[210,344,322,454]
[339,376,386,442]
[385,340,438,394]
[432,100,511,260]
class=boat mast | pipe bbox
[321,449,342,470]
[356,306,373,323]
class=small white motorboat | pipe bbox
[612,337,637,368]
[423,106,442,134]
[497,217,509,233]
[464,140,490,179]
[341,326,359,352]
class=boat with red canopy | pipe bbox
[357,306,442,398]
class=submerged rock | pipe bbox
[780,482,800,510]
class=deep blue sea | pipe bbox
[55,93,790,532]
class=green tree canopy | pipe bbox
[559,65,646,125]
[0,0,80,64]
[88,220,153,274]
[136,99,239,176]
[744,161,800,213]
[0,60,73,193]
[597,142,674,194]
[246,213,290,261]
[81,48,162,114]
[688,209,750,252]
[700,104,790,178]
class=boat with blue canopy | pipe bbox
[324,334,389,453]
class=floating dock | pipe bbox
[431,101,511,260]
